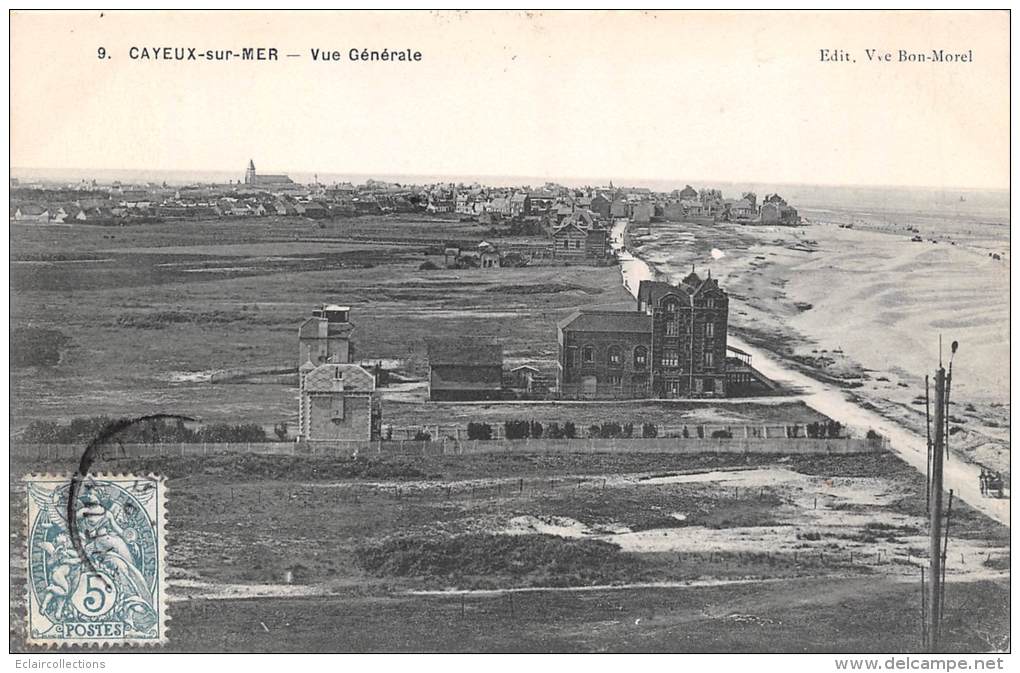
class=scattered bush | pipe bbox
[355,533,628,582]
[418,260,440,271]
[529,420,544,439]
[587,422,624,439]
[504,420,532,440]
[273,421,289,441]
[466,422,493,441]
[19,416,269,444]
[11,327,70,368]
[641,423,658,438]
[806,420,844,438]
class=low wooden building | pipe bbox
[428,338,504,401]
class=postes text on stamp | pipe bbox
[25,474,167,646]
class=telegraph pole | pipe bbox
[927,365,946,652]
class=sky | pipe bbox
[9,10,1010,190]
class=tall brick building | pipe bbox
[558,270,730,399]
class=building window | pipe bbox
[665,321,678,336]
[608,345,623,367]
[609,374,623,388]
[705,322,714,338]
[634,346,647,369]
[582,345,595,364]
[704,351,714,367]
[662,297,679,314]
[565,346,577,367]
[707,298,716,309]
[663,349,679,367]
[563,240,569,249]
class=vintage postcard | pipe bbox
[7,9,1010,661]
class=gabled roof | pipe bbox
[552,220,588,237]
[558,310,653,334]
[637,273,726,307]
[428,338,503,367]
[302,363,376,393]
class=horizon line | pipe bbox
[9,165,1009,194]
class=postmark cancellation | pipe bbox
[24,474,167,647]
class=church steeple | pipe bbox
[245,159,256,185]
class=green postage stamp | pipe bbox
[25,474,167,647]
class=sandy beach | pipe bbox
[619,203,1010,479]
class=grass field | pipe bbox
[10,451,1009,653]
[11,216,629,430]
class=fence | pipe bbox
[13,436,886,461]
[384,423,837,441]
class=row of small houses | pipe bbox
[443,186,799,226]
[10,196,399,223]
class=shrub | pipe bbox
[545,422,564,439]
[641,423,658,438]
[196,423,267,443]
[866,429,883,441]
[504,420,531,440]
[273,422,289,441]
[529,420,544,439]
[711,429,733,439]
[419,260,439,271]
[466,422,493,440]
[696,426,705,439]
[413,429,432,442]
[588,422,623,439]
[563,422,577,439]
